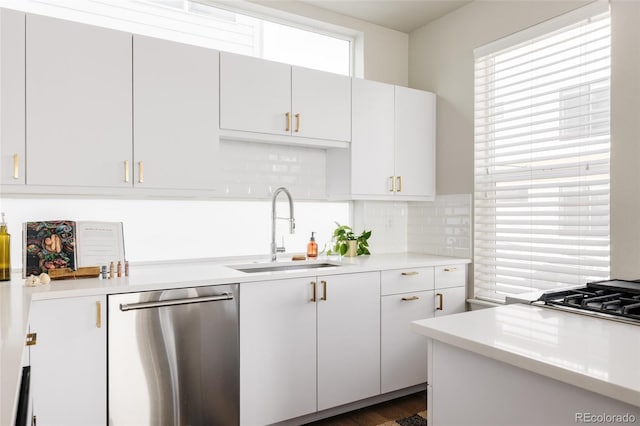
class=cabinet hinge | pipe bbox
[26,332,37,346]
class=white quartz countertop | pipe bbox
[412,304,640,408]
[1,252,469,425]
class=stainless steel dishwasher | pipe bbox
[108,284,239,426]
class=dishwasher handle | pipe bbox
[120,292,234,311]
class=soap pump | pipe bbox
[0,212,10,281]
[307,232,318,259]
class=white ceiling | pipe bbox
[299,0,472,33]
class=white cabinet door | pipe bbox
[220,52,291,136]
[133,35,219,190]
[29,296,106,426]
[434,286,466,317]
[394,86,436,198]
[0,9,25,185]
[317,272,381,410]
[350,78,395,197]
[291,66,351,142]
[381,290,434,393]
[25,14,132,188]
[240,278,317,426]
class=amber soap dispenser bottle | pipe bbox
[0,212,11,281]
[307,232,318,259]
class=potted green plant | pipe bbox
[327,222,371,257]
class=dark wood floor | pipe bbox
[304,391,426,426]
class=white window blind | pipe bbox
[473,5,611,302]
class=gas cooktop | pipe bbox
[533,279,640,325]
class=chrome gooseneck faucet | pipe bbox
[271,187,295,261]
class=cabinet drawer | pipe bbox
[381,290,433,393]
[434,264,466,289]
[381,267,434,295]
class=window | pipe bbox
[10,0,352,75]
[473,3,611,302]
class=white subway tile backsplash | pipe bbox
[218,140,327,199]
[408,194,472,258]
[354,201,408,253]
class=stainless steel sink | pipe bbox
[228,261,342,274]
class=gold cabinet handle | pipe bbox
[401,295,420,301]
[26,332,37,346]
[443,267,458,272]
[401,271,419,276]
[321,280,327,301]
[389,176,395,192]
[397,175,403,192]
[96,301,102,328]
[294,113,300,132]
[12,154,19,179]
[138,161,144,183]
[285,112,291,132]
[310,281,317,302]
[436,293,443,311]
[124,160,130,183]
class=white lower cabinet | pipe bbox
[29,295,106,426]
[317,272,381,411]
[434,264,467,316]
[240,271,380,425]
[240,277,317,426]
[381,291,434,393]
[380,267,435,394]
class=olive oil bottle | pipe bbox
[0,212,10,281]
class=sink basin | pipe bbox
[229,261,342,274]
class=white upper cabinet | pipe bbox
[220,52,291,137]
[395,86,436,199]
[0,9,25,185]
[25,14,132,188]
[328,79,436,201]
[349,78,395,196]
[291,66,351,142]
[133,35,219,191]
[219,52,351,146]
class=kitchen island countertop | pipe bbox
[1,252,469,426]
[412,304,640,408]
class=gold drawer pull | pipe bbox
[436,293,443,311]
[443,267,458,272]
[310,281,317,302]
[295,113,300,132]
[397,175,403,192]
[124,160,130,183]
[401,271,419,276]
[138,161,144,183]
[26,332,37,346]
[389,176,395,192]
[401,296,419,301]
[321,280,327,301]
[96,301,102,328]
[12,154,19,179]
[285,112,291,132]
